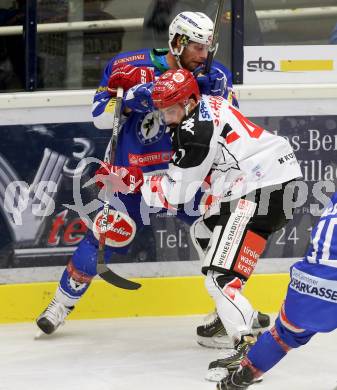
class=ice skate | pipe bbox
[197,310,270,349]
[216,365,256,390]
[205,335,257,382]
[197,309,233,349]
[36,298,74,335]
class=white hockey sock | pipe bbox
[55,286,81,307]
[205,270,255,342]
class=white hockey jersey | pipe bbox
[141,95,302,210]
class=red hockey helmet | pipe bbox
[152,68,200,109]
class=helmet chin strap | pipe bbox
[175,55,183,68]
[174,47,185,69]
[168,39,186,69]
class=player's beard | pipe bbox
[179,55,196,72]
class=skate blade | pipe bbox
[253,376,264,384]
[205,367,229,382]
[34,330,46,340]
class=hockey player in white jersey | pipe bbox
[97,68,303,376]
[35,10,270,339]
[217,191,337,389]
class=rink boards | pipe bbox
[0,85,336,322]
[0,274,290,323]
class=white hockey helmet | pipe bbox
[168,12,214,57]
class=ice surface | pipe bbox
[0,316,336,390]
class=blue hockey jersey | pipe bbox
[285,192,337,332]
[92,48,237,173]
[305,192,337,267]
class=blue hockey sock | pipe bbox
[247,326,289,373]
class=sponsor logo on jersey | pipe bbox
[252,164,263,178]
[113,54,146,65]
[208,96,222,126]
[290,268,337,303]
[136,112,166,145]
[278,152,296,164]
[181,117,195,135]
[229,175,246,191]
[93,210,136,247]
[223,190,232,198]
[128,151,173,167]
[199,100,211,121]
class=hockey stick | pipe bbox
[204,0,225,73]
[96,87,141,290]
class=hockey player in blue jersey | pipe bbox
[35,11,243,336]
[216,192,337,389]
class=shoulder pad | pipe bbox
[212,60,233,87]
[179,108,213,146]
[171,104,214,168]
[212,60,232,76]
